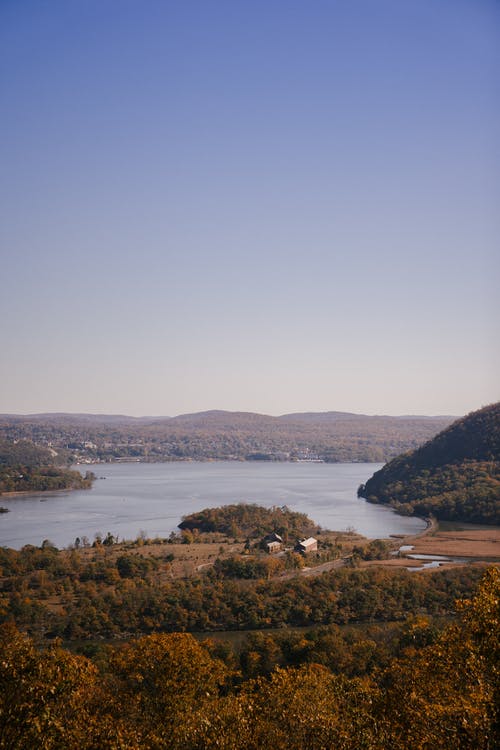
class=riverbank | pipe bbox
[0,488,73,498]
[402,527,500,559]
[361,517,500,571]
[0,469,95,500]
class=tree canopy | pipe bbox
[359,403,500,524]
[178,503,317,540]
[0,567,497,749]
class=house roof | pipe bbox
[298,537,317,547]
[264,532,283,543]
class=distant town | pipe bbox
[0,410,455,465]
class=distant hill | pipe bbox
[358,403,500,524]
[279,411,451,423]
[0,410,455,463]
[0,413,171,425]
[167,410,276,429]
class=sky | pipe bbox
[0,0,499,418]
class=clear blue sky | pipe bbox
[1,0,498,417]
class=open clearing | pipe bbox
[41,523,500,586]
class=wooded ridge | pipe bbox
[359,403,500,524]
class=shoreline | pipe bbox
[377,514,500,569]
[0,484,93,499]
[402,514,438,541]
[1,489,71,498]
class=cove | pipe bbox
[0,461,427,549]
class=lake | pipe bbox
[0,461,426,549]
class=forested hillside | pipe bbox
[0,439,94,495]
[178,503,317,540]
[0,567,497,749]
[359,403,500,523]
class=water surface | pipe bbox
[0,461,426,549]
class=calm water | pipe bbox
[0,461,426,549]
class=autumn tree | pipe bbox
[0,624,99,749]
[377,567,500,749]
[188,664,380,750]
[107,632,231,749]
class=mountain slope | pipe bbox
[358,403,500,524]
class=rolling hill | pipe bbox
[358,403,500,524]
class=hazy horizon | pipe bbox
[1,1,498,418]
[0,405,466,419]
